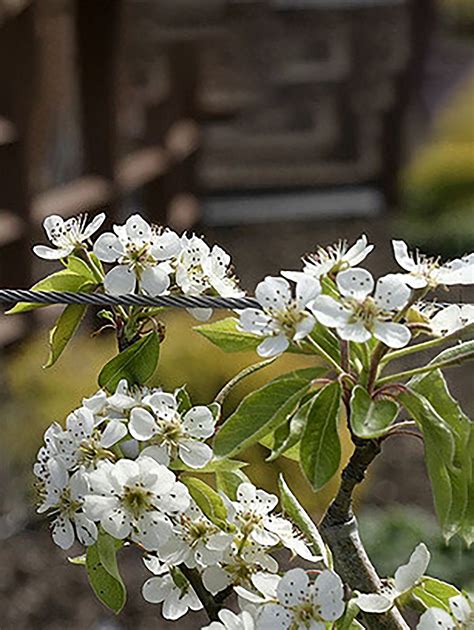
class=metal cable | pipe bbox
[0,289,261,310]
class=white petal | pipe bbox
[83,212,106,239]
[43,215,65,240]
[338,322,372,343]
[125,214,152,243]
[374,274,411,311]
[142,575,173,603]
[256,277,291,310]
[187,307,213,321]
[134,513,171,551]
[310,295,351,328]
[277,568,309,606]
[251,572,280,599]
[52,516,75,549]
[430,305,462,336]
[296,276,321,307]
[178,440,213,469]
[259,604,293,630]
[151,230,182,260]
[93,232,123,262]
[140,266,170,296]
[84,496,117,522]
[394,542,430,594]
[129,408,157,441]
[313,570,345,620]
[392,240,417,272]
[353,592,394,613]
[162,589,189,620]
[140,445,170,466]
[417,608,455,629]
[33,244,72,260]
[294,313,315,341]
[345,235,374,266]
[336,268,374,300]
[449,594,471,623]
[101,507,131,539]
[100,420,127,448]
[373,321,411,349]
[257,334,289,357]
[202,565,232,595]
[183,406,215,439]
[74,513,98,546]
[104,265,136,294]
[239,308,273,335]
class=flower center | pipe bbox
[271,302,306,336]
[77,434,116,469]
[58,486,81,518]
[122,484,153,519]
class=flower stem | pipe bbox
[381,336,449,365]
[375,358,461,386]
[306,336,346,375]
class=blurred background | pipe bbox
[0,0,473,628]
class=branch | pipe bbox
[179,565,221,621]
[320,440,410,630]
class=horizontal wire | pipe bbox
[0,289,260,310]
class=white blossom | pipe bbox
[202,609,256,630]
[142,557,203,620]
[392,240,474,289]
[284,234,374,282]
[33,212,106,260]
[93,214,172,295]
[238,276,319,357]
[355,543,430,613]
[311,268,412,348]
[37,463,97,550]
[429,303,474,337]
[84,456,190,550]
[417,593,474,629]
[129,392,216,469]
[238,568,345,629]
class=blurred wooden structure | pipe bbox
[0,0,433,346]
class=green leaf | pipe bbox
[335,600,362,629]
[182,477,228,529]
[309,322,341,363]
[98,332,160,392]
[349,386,399,439]
[216,468,251,500]
[176,385,193,413]
[267,397,312,461]
[86,531,126,614]
[195,317,261,353]
[278,474,328,564]
[300,381,342,490]
[429,340,474,369]
[44,304,87,368]
[410,370,473,544]
[6,270,96,314]
[214,357,277,404]
[171,458,246,473]
[68,553,86,566]
[400,389,456,537]
[66,255,97,281]
[412,577,461,613]
[214,368,323,458]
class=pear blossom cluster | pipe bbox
[239,235,474,357]
[33,212,242,320]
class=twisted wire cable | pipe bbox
[0,289,260,310]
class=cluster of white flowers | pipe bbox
[417,592,474,629]
[239,235,474,357]
[141,481,321,621]
[33,212,242,320]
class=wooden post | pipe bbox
[75,0,122,182]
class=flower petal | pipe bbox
[313,570,345,621]
[93,232,123,262]
[129,408,157,441]
[140,265,170,296]
[142,575,173,603]
[52,516,75,549]
[417,608,455,630]
[256,277,292,310]
[33,245,72,260]
[392,240,417,272]
[374,274,411,311]
[183,406,215,439]
[337,322,372,344]
[277,567,309,606]
[345,235,374,266]
[310,295,351,328]
[373,321,411,349]
[257,334,289,357]
[104,265,136,294]
[100,420,127,448]
[394,542,430,594]
[82,212,106,239]
[259,603,293,630]
[178,440,213,469]
[336,268,374,300]
[353,592,394,614]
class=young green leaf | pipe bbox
[309,322,341,363]
[428,340,474,369]
[195,317,262,353]
[214,368,323,458]
[44,304,87,368]
[6,270,95,314]
[267,398,312,461]
[182,477,228,529]
[400,389,456,537]
[350,385,399,439]
[412,577,461,613]
[335,600,363,629]
[86,531,126,614]
[278,474,328,564]
[98,332,160,392]
[216,468,251,500]
[66,256,97,281]
[300,381,342,490]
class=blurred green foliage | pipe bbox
[441,0,474,30]
[1,311,347,515]
[400,72,474,257]
[359,506,474,590]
